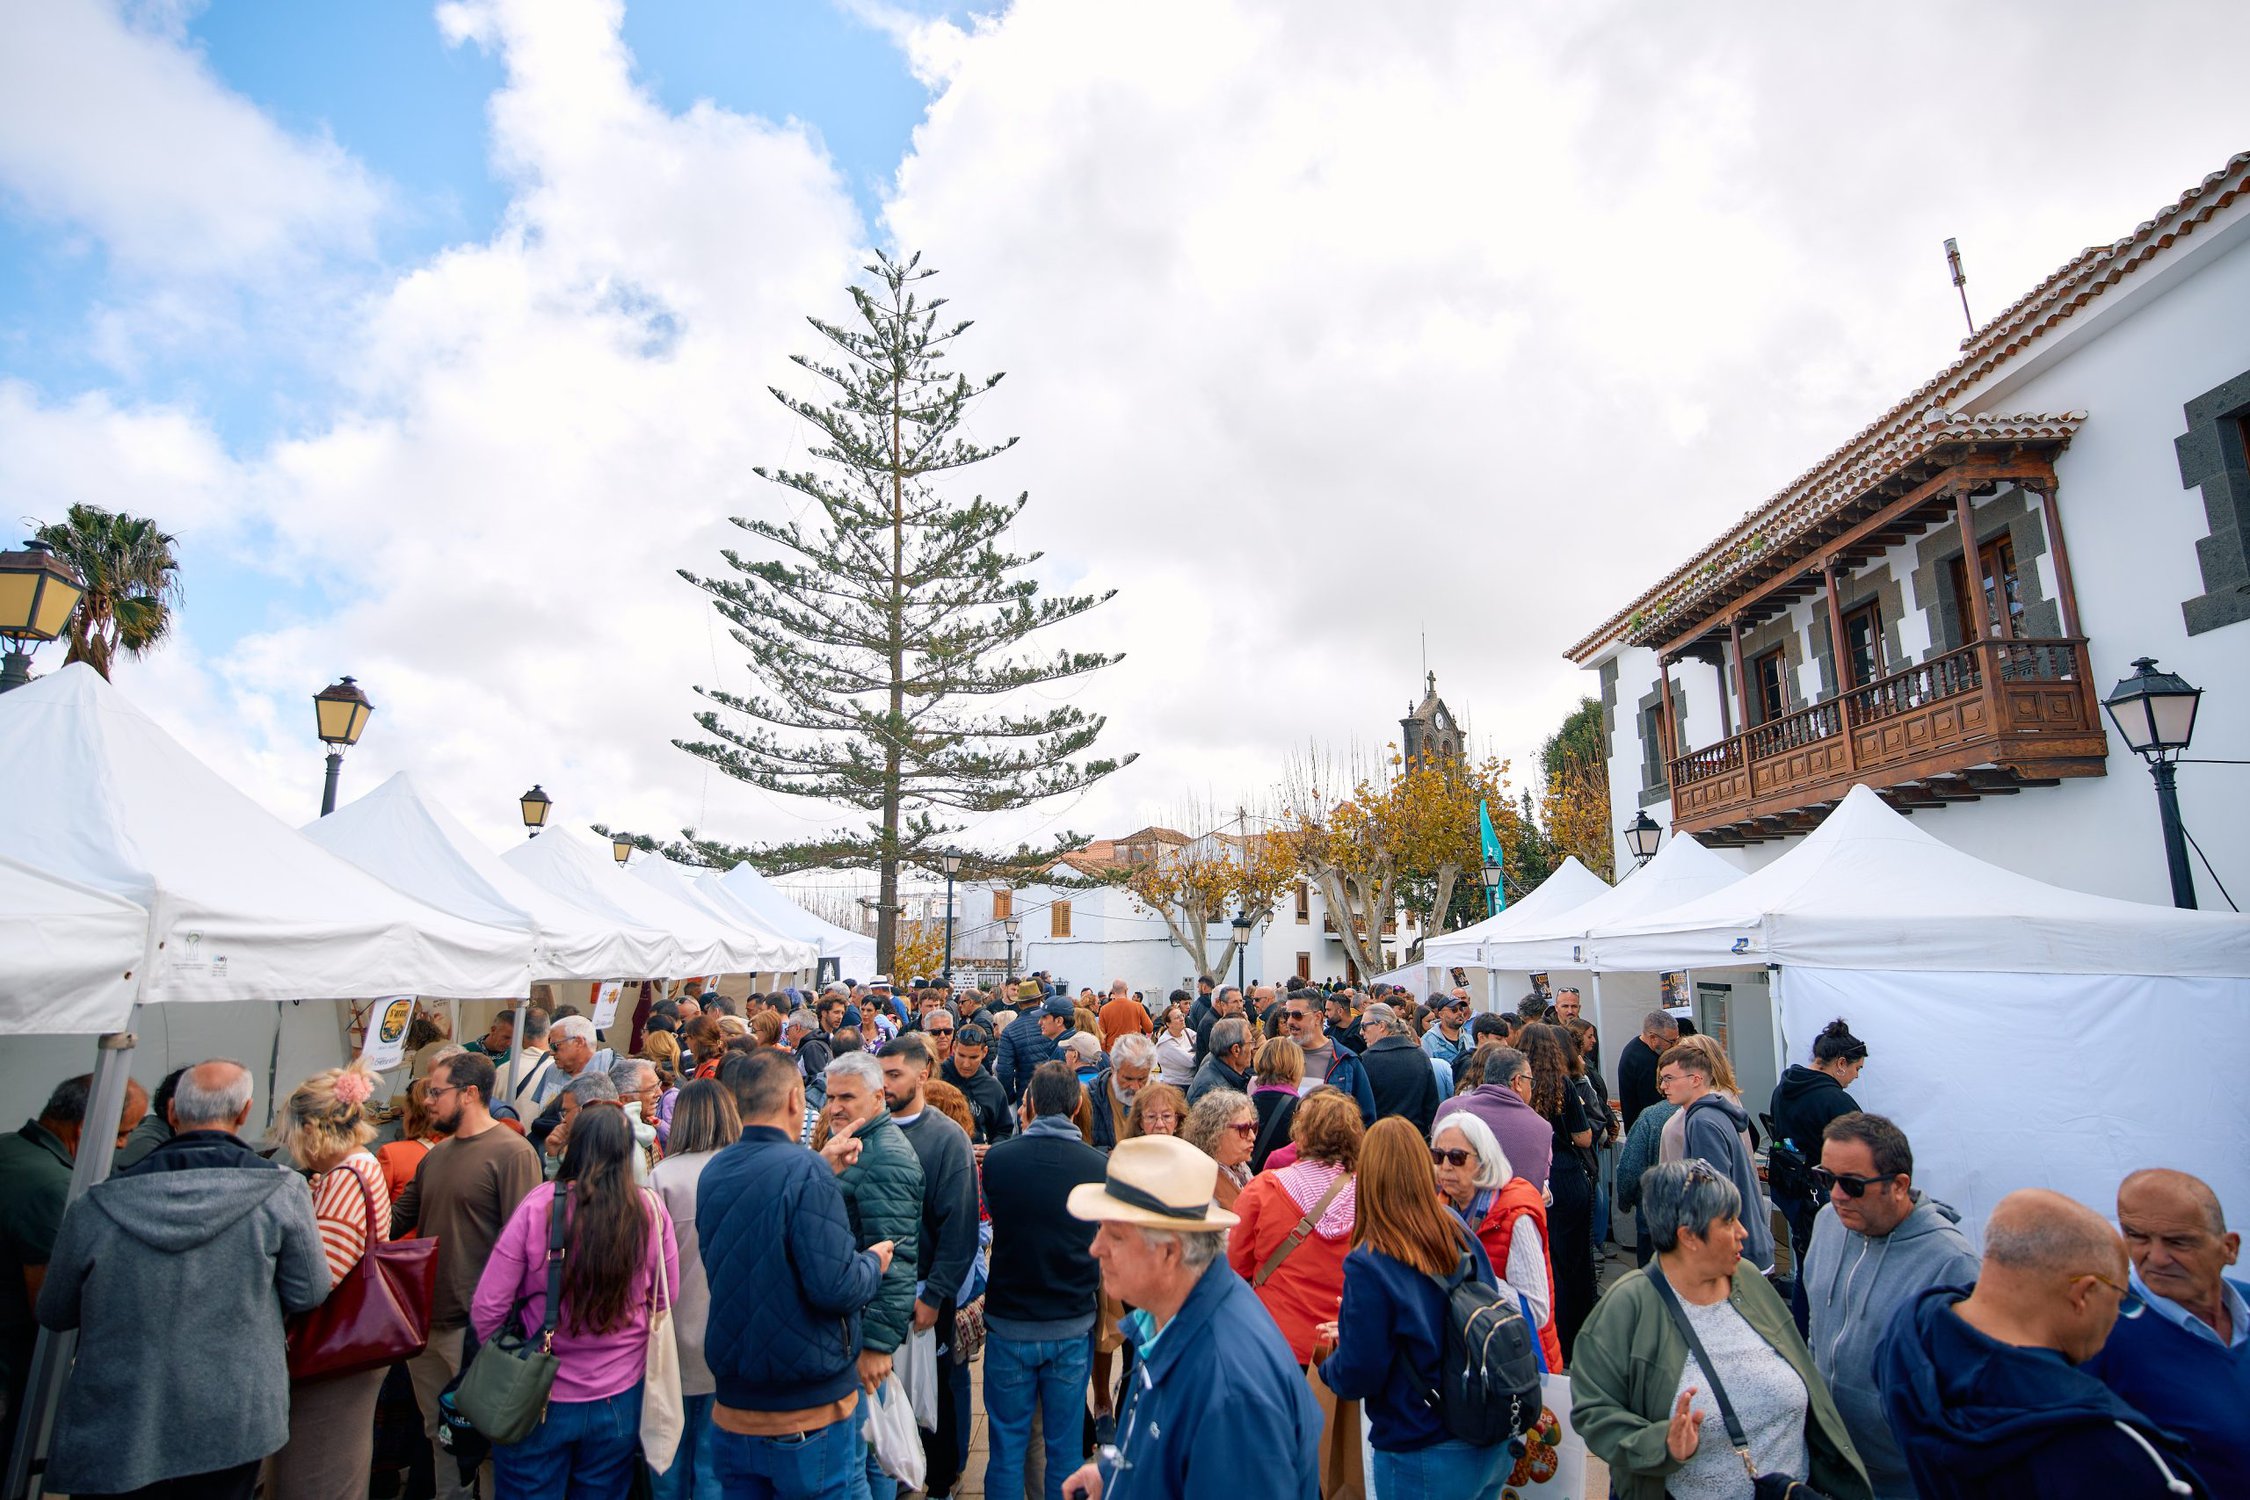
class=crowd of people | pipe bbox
[1,971,2239,1499]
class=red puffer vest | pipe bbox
[1475,1179,1566,1373]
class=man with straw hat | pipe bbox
[1058,1136,1320,1500]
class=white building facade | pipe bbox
[1569,152,2250,909]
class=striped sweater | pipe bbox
[311,1150,391,1283]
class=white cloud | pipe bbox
[0,0,382,276]
[5,0,2250,867]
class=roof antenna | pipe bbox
[1420,624,1428,685]
[1943,238,1974,336]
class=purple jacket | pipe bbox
[1435,1084,1553,1190]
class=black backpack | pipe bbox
[1430,1253,1542,1448]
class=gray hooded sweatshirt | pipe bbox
[1803,1192,1979,1500]
[36,1135,328,1494]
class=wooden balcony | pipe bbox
[1666,638,2108,845]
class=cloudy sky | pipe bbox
[4,0,2246,870]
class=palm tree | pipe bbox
[31,505,183,679]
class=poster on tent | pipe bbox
[358,996,416,1072]
[591,981,624,1030]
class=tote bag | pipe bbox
[287,1162,438,1380]
[1304,1358,1366,1500]
[639,1196,685,1473]
[1502,1373,1585,1498]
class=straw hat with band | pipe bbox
[1067,1136,1239,1231]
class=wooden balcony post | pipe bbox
[1658,652,1679,788]
[1954,486,1994,641]
[2034,484,2083,639]
[1822,558,1858,774]
[1728,616,1751,735]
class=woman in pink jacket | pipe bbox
[473,1101,679,1498]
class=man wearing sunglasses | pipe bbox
[1801,1113,1976,1499]
[1879,1188,2209,1499]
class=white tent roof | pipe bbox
[0,665,532,1013]
[630,853,811,973]
[1419,857,1611,969]
[713,863,877,974]
[303,773,677,982]
[1590,785,2250,976]
[1480,835,1746,972]
[0,854,149,1035]
[674,871,821,974]
[504,826,756,977]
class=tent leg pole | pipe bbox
[5,1021,138,1500]
[506,998,527,1108]
[1769,966,1788,1083]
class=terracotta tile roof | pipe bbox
[1566,149,2250,664]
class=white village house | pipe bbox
[1569,150,2250,908]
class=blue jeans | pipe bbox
[984,1333,1093,1500]
[710,1409,860,1500]
[492,1384,644,1500]
[1371,1437,1509,1500]
[648,1391,724,1500]
[847,1438,898,1500]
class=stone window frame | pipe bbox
[2174,366,2250,636]
[1809,569,1910,698]
[1633,680,1675,807]
[1908,487,2060,656]
[1734,612,1807,724]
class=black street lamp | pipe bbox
[0,540,86,693]
[1002,913,1021,979]
[1232,910,1254,993]
[1479,857,1504,917]
[313,676,375,816]
[520,785,552,838]
[612,833,635,867]
[1623,809,1663,866]
[2102,657,2204,909]
[940,848,964,988]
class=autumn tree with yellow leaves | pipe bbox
[1118,804,1301,982]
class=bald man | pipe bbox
[1877,1188,2209,1498]
[2084,1170,2247,1498]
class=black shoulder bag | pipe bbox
[1644,1262,1833,1500]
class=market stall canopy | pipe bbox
[304,773,677,982]
[0,665,533,1016]
[1590,785,2250,976]
[630,852,812,973]
[1480,835,1745,972]
[504,826,749,977]
[0,855,149,1035]
[712,862,877,976]
[683,872,822,974]
[1419,857,1611,970]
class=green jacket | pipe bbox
[834,1112,922,1356]
[1571,1262,1872,1500]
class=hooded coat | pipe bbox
[1226,1160,1356,1363]
[1682,1092,1773,1272]
[1876,1283,2210,1499]
[36,1131,330,1494]
[1802,1195,1979,1499]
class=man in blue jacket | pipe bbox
[1059,1136,1320,1500]
[698,1049,894,1499]
[996,994,1073,1103]
[1277,991,1376,1125]
[1877,1188,2209,1499]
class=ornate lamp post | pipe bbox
[313,676,375,816]
[1003,913,1022,979]
[1623,809,1663,866]
[519,785,552,838]
[1232,910,1254,993]
[940,848,964,988]
[0,540,87,693]
[1479,856,1504,917]
[2102,657,2203,909]
[612,833,635,867]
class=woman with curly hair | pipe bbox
[265,1062,391,1499]
[1523,1022,1598,1362]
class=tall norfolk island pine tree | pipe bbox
[677,253,1135,974]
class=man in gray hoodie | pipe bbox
[1804,1111,1978,1500]
[35,1060,328,1499]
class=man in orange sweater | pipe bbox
[1097,978,1153,1050]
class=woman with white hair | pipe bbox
[1429,1110,1564,1373]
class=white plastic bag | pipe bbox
[1502,1373,1586,1498]
[899,1325,938,1432]
[862,1371,926,1490]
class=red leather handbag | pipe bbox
[287,1162,439,1380]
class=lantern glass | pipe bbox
[1479,859,1503,892]
[313,677,374,746]
[942,848,964,876]
[612,835,634,866]
[1624,810,1663,861]
[520,785,552,829]
[0,542,86,643]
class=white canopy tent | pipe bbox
[713,862,877,978]
[1583,785,2250,1247]
[630,852,814,975]
[503,826,760,978]
[0,855,148,1038]
[304,772,679,982]
[1480,834,1746,973]
[1420,856,1610,971]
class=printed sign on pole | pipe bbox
[359,996,416,1072]
[591,980,623,1031]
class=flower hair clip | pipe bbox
[332,1070,375,1110]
